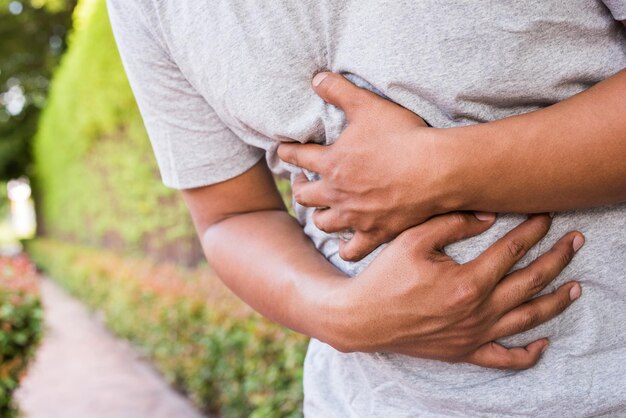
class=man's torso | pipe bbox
[143,1,626,415]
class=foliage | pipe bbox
[27,238,308,417]
[30,0,299,412]
[31,0,203,263]
[0,254,43,418]
[0,0,76,180]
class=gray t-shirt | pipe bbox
[107,1,626,416]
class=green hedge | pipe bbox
[27,239,308,417]
[32,0,292,264]
[32,1,301,415]
[0,255,43,418]
[32,0,200,264]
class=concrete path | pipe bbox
[15,278,206,418]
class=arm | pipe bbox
[279,64,626,259]
[182,159,345,339]
[183,159,582,369]
[441,66,626,214]
[441,19,625,213]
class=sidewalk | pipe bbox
[15,278,206,418]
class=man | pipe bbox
[108,1,626,416]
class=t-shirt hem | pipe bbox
[161,152,265,190]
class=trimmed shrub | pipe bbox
[32,0,292,265]
[0,255,43,418]
[32,0,299,414]
[27,239,308,418]
[32,0,201,264]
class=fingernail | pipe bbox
[572,234,585,252]
[474,212,496,221]
[541,340,550,354]
[569,284,581,301]
[312,72,329,87]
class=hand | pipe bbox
[324,213,584,369]
[278,72,451,261]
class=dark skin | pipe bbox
[183,160,582,369]
[175,20,626,372]
[278,49,626,261]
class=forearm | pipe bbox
[439,68,626,214]
[202,209,347,342]
[182,157,581,369]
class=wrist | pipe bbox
[292,269,353,348]
[428,127,473,213]
[310,278,383,353]
[433,122,515,213]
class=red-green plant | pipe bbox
[27,239,307,417]
[0,254,43,418]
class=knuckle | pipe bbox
[444,337,470,358]
[507,238,528,259]
[328,165,342,182]
[456,334,480,352]
[361,217,377,233]
[558,247,573,268]
[527,270,546,293]
[452,282,480,306]
[520,311,540,330]
[462,313,486,332]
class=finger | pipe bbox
[339,232,383,262]
[489,231,584,312]
[277,142,327,173]
[487,281,581,341]
[412,212,497,252]
[467,214,552,288]
[313,208,349,234]
[292,173,330,208]
[463,339,549,370]
[311,72,380,121]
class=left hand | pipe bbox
[278,72,455,261]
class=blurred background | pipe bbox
[0,1,303,417]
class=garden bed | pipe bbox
[0,254,43,418]
[27,239,307,418]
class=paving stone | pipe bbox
[15,278,206,418]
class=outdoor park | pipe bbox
[0,0,305,416]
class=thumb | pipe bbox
[312,72,377,120]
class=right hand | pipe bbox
[327,212,583,369]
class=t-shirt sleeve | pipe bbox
[106,0,264,189]
[603,0,626,20]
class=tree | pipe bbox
[0,0,76,180]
